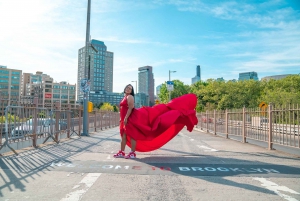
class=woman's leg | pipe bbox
[121,133,127,151]
[130,138,136,152]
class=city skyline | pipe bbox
[0,0,299,94]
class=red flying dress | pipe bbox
[119,93,198,152]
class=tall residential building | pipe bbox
[77,39,106,100]
[77,39,123,106]
[138,66,154,106]
[20,71,77,108]
[22,71,52,97]
[191,65,201,84]
[0,66,21,105]
[238,72,259,81]
[261,74,293,81]
[134,93,148,108]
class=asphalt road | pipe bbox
[0,127,300,201]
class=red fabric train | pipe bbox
[119,93,198,152]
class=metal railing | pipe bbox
[0,98,119,155]
[196,104,300,150]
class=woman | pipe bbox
[114,84,137,159]
[114,84,198,159]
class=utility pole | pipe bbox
[131,80,137,93]
[82,0,91,136]
[168,70,176,101]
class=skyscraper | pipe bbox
[138,66,155,106]
[191,65,201,84]
[77,39,123,106]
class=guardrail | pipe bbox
[0,100,119,155]
[196,104,300,150]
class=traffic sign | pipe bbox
[80,79,90,93]
[167,81,174,91]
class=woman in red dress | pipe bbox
[114,84,198,159]
[114,84,137,159]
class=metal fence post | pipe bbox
[225,109,228,139]
[268,103,273,150]
[78,106,82,135]
[67,104,71,138]
[242,107,246,143]
[94,110,97,132]
[55,101,60,142]
[200,112,203,130]
[100,110,103,130]
[32,97,38,147]
[87,109,90,133]
[206,110,209,133]
[214,110,216,135]
[109,112,111,128]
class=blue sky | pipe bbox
[0,0,299,94]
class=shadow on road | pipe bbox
[0,131,119,197]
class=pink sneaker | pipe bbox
[113,150,125,158]
[125,151,136,159]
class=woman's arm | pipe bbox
[124,95,134,125]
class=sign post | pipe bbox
[167,81,174,101]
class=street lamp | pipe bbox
[82,0,91,136]
[131,81,137,93]
[168,70,176,101]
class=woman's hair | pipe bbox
[123,84,135,96]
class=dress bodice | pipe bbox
[120,96,128,121]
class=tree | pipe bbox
[158,80,190,103]
[260,75,300,106]
[98,102,104,109]
[113,105,119,112]
[100,102,114,111]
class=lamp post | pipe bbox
[131,81,137,93]
[82,0,91,136]
[131,80,137,107]
[169,70,176,101]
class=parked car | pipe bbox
[11,118,67,138]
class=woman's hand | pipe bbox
[124,117,128,125]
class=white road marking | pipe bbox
[104,154,115,161]
[61,173,101,201]
[67,172,74,177]
[197,145,218,152]
[253,177,300,201]
[190,139,194,141]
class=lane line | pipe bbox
[197,145,218,152]
[253,177,300,201]
[61,173,102,201]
